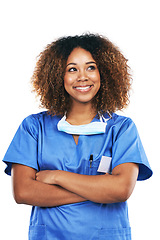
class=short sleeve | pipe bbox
[112,118,153,181]
[3,115,39,176]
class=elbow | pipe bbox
[13,189,26,204]
[104,185,133,204]
[117,186,133,202]
[14,197,23,205]
[13,184,31,204]
[114,175,136,203]
[97,187,132,204]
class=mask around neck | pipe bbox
[57,113,110,135]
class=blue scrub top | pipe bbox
[3,111,152,240]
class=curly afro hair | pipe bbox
[31,33,132,116]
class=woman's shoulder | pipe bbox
[27,111,50,120]
[24,111,60,122]
[22,111,61,135]
[105,112,133,126]
[16,111,60,140]
[105,112,137,137]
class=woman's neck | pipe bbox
[66,102,97,125]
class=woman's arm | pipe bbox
[36,163,139,204]
[11,164,86,207]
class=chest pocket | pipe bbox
[85,155,112,175]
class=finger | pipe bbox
[35,172,39,180]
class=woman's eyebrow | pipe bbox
[66,61,96,67]
[86,61,96,64]
[66,63,77,67]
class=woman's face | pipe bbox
[64,47,101,106]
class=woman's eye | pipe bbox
[88,65,96,71]
[68,67,77,72]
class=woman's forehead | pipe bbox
[66,47,96,65]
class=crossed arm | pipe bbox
[12,162,138,207]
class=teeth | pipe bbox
[75,86,91,90]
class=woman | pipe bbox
[3,34,152,240]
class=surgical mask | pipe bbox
[57,113,110,135]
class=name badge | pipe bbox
[97,156,112,173]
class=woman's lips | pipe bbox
[73,85,93,92]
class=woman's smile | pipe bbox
[73,84,94,92]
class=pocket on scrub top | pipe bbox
[98,227,131,240]
[85,155,112,175]
[85,157,102,175]
[29,225,46,240]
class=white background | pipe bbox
[0,0,159,239]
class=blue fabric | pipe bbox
[3,111,152,240]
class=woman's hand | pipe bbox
[36,170,59,185]
[12,164,87,207]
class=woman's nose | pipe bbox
[77,70,88,82]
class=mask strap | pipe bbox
[107,111,112,119]
[98,111,112,123]
[98,112,103,122]
[63,112,67,120]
